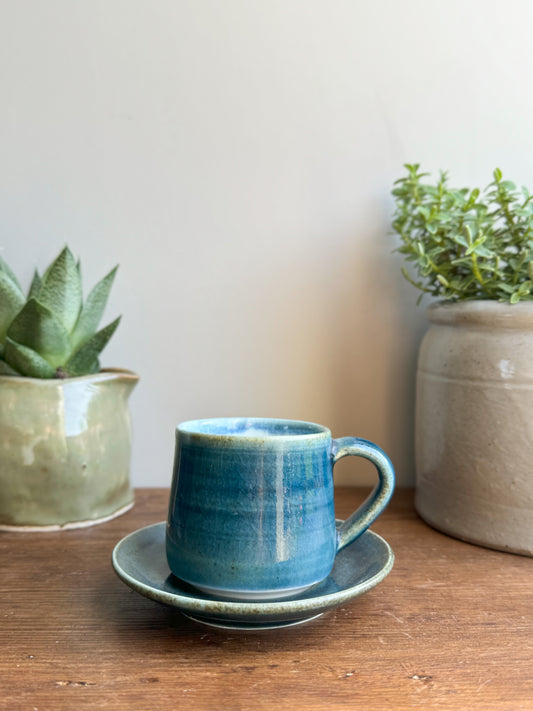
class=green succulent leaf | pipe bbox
[6,298,72,369]
[65,316,121,376]
[0,270,25,343]
[38,246,82,333]
[0,247,120,378]
[4,338,56,378]
[71,265,118,350]
[0,254,23,293]
[0,356,21,376]
[28,269,42,299]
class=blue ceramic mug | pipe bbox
[166,417,395,600]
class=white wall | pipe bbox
[1,1,532,487]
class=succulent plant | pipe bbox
[0,247,120,378]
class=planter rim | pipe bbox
[0,367,139,386]
[426,300,533,329]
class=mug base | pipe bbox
[187,580,321,601]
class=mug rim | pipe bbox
[176,417,331,442]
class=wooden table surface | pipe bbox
[2,488,532,710]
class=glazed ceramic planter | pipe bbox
[0,368,138,530]
[415,301,533,556]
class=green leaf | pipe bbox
[475,245,494,258]
[38,247,82,333]
[28,269,42,299]
[501,180,516,192]
[4,338,56,378]
[71,265,118,350]
[0,270,25,342]
[454,233,469,249]
[64,316,121,376]
[510,291,520,304]
[0,356,21,376]
[496,283,515,294]
[7,298,72,368]
[0,254,23,293]
[391,164,533,302]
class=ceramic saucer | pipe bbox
[112,522,394,630]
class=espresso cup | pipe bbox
[166,417,395,600]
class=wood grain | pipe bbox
[2,488,532,710]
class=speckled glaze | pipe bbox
[416,301,533,556]
[0,368,138,530]
[166,417,395,600]
[113,520,394,629]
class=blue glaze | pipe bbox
[166,418,395,599]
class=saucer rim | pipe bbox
[111,521,394,617]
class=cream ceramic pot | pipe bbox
[0,368,138,530]
[415,301,533,556]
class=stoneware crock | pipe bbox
[0,368,138,530]
[415,301,533,556]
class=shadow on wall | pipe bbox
[324,233,425,488]
[229,221,426,488]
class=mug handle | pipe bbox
[332,437,395,552]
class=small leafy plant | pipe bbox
[392,164,533,303]
[0,247,120,378]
